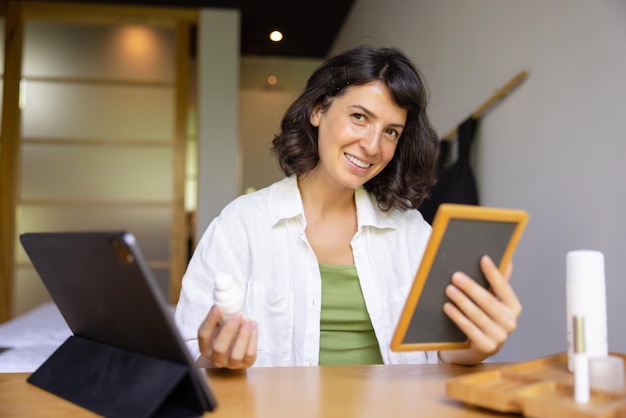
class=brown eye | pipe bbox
[386,128,400,141]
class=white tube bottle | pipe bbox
[214,273,245,324]
[566,250,608,372]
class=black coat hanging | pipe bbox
[420,116,480,224]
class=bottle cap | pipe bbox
[566,250,605,283]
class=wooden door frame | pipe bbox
[0,1,24,323]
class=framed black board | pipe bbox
[391,203,529,352]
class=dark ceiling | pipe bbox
[63,0,356,58]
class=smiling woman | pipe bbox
[273,45,438,211]
[174,45,524,370]
[307,81,407,193]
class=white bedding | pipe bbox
[0,302,71,373]
[0,302,180,373]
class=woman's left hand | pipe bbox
[438,255,522,365]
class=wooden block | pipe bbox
[446,352,626,418]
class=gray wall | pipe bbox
[197,33,320,234]
[331,0,626,361]
[196,9,241,238]
[239,56,321,192]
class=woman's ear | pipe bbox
[310,105,322,127]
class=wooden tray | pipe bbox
[446,352,626,418]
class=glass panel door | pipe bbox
[12,12,190,315]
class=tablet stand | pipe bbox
[27,335,205,418]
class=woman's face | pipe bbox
[309,81,407,191]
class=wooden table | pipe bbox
[0,363,511,417]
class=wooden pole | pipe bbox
[442,70,528,141]
[0,1,24,322]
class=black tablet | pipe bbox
[20,231,217,417]
[391,204,529,352]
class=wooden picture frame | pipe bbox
[391,203,529,352]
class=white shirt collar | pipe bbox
[267,176,399,231]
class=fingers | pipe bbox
[444,256,522,357]
[210,313,242,367]
[197,305,258,369]
[481,256,519,313]
[443,300,504,355]
[198,305,222,359]
[444,278,508,354]
[453,256,521,328]
[228,319,258,368]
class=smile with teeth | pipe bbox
[345,153,372,169]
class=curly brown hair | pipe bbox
[271,45,439,211]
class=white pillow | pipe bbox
[0,302,71,372]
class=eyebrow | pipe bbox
[350,104,405,130]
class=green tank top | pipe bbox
[318,264,383,365]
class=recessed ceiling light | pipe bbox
[269,30,283,42]
[267,75,278,85]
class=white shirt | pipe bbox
[175,176,438,366]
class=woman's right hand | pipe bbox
[197,305,258,369]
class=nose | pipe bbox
[359,128,382,155]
